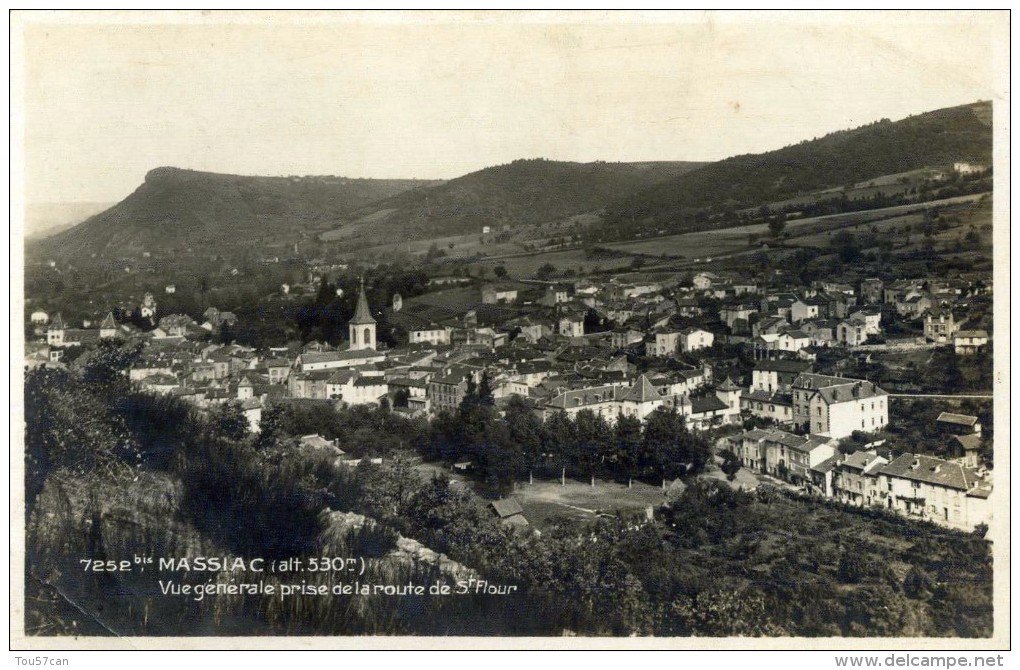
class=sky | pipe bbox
[16,10,1008,205]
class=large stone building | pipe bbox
[791,373,888,439]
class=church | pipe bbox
[348,278,376,351]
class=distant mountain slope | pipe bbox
[597,101,992,238]
[25,202,116,240]
[322,159,708,244]
[39,168,439,259]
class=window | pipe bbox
[816,407,822,416]
[817,422,822,431]
[364,327,372,344]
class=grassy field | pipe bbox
[354,230,526,261]
[468,247,640,278]
[787,212,926,249]
[741,168,945,214]
[507,478,668,531]
[786,198,991,254]
[603,192,990,262]
[605,225,768,260]
[404,286,481,307]
[335,190,989,280]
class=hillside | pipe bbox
[595,101,993,240]
[321,159,708,246]
[32,101,990,262]
[37,168,439,260]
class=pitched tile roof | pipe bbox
[880,453,983,492]
[841,450,885,472]
[326,370,358,385]
[546,384,619,410]
[936,412,979,427]
[951,434,983,451]
[491,498,524,518]
[620,374,661,403]
[716,376,741,392]
[690,394,728,415]
[812,455,839,474]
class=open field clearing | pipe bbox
[357,231,527,260]
[509,477,667,530]
[468,247,640,277]
[741,168,947,214]
[789,198,991,253]
[337,192,988,277]
[605,193,989,260]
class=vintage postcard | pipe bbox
[9,10,1010,653]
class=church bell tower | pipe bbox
[348,277,377,351]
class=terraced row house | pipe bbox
[539,373,741,429]
[730,430,992,530]
[732,429,838,483]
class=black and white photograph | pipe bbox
[10,9,1010,652]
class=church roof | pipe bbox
[100,312,117,329]
[350,279,376,325]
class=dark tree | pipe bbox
[768,213,787,238]
[503,396,544,484]
[643,407,690,487]
[535,263,558,280]
[720,450,741,481]
[573,409,610,487]
[614,415,643,487]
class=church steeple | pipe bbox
[348,277,377,351]
[350,277,376,325]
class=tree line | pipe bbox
[419,375,712,494]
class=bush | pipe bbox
[719,450,741,481]
[903,566,934,599]
[837,551,868,584]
